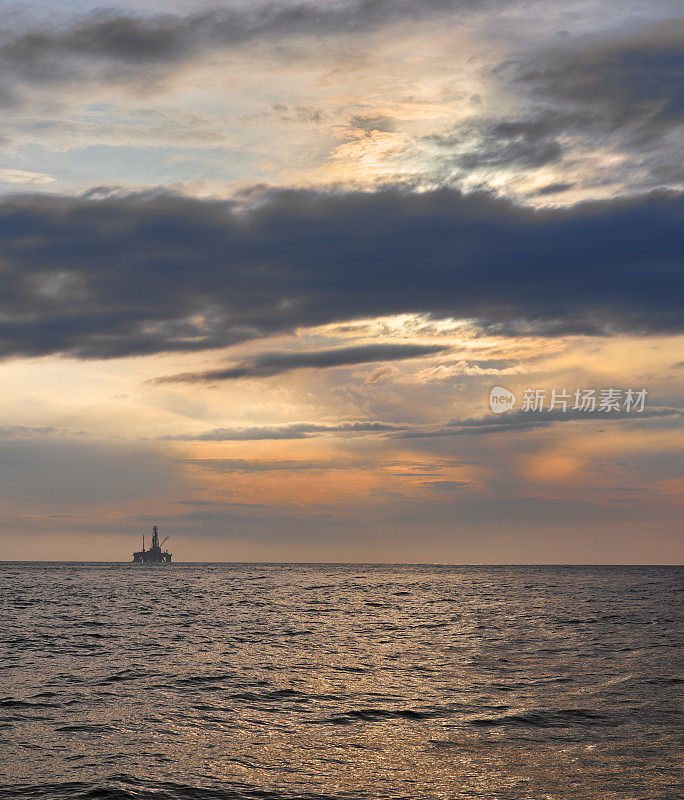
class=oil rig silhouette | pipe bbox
[133,525,172,563]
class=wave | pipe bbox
[467,708,608,728]
[315,705,454,724]
[0,775,348,800]
[0,699,60,708]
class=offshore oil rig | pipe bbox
[132,526,172,563]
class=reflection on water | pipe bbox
[0,563,681,799]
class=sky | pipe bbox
[0,0,682,562]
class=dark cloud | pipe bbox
[428,117,565,171]
[424,21,683,186]
[0,425,57,438]
[521,21,684,144]
[528,182,574,197]
[164,421,402,441]
[0,187,681,360]
[155,343,449,382]
[350,114,396,134]
[494,22,684,184]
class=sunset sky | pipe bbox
[0,0,682,562]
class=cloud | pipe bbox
[0,425,58,438]
[393,407,684,438]
[427,117,565,171]
[178,458,360,473]
[420,479,473,493]
[171,499,267,508]
[0,168,55,185]
[497,21,684,186]
[164,421,402,441]
[350,114,396,134]
[0,187,681,360]
[154,342,449,382]
[0,5,679,205]
[366,365,399,383]
[521,21,684,144]
[164,406,682,444]
[420,19,683,191]
[0,1,501,105]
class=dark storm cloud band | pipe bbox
[0,187,681,359]
[154,343,450,383]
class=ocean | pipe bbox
[0,563,681,799]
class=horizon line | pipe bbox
[0,560,681,567]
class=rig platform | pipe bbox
[133,526,172,563]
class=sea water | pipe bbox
[0,563,681,799]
